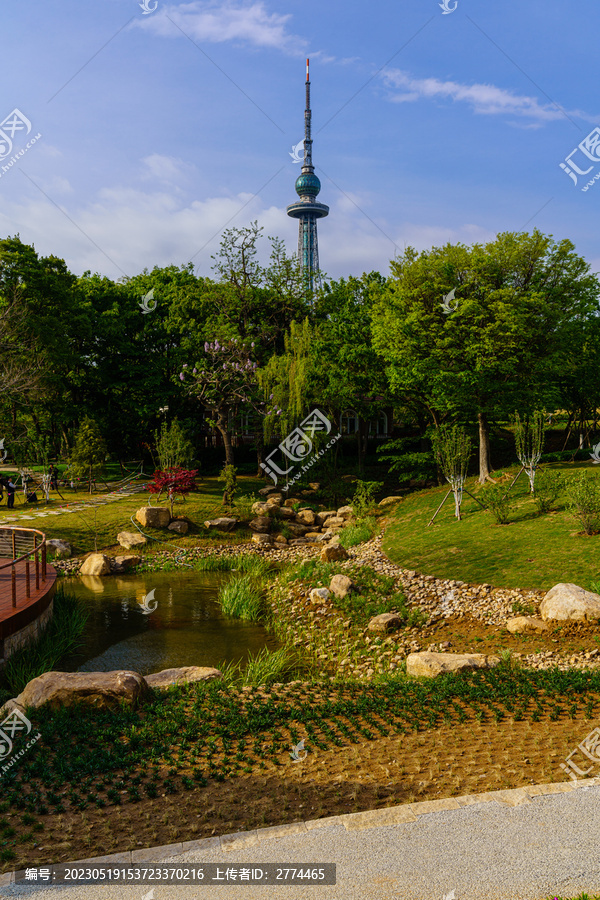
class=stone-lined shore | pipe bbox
[52,529,600,674]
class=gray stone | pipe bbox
[540,583,600,623]
[251,533,272,544]
[80,553,111,576]
[258,486,279,496]
[145,666,222,689]
[407,652,500,678]
[287,522,310,536]
[296,508,316,526]
[324,516,345,528]
[368,612,403,632]
[378,496,401,508]
[45,539,73,559]
[12,670,147,710]
[309,587,330,603]
[249,516,271,533]
[168,520,188,534]
[136,507,171,529]
[329,574,353,599]
[204,518,237,532]
[337,506,354,518]
[117,531,147,550]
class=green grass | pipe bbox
[383,462,600,591]
[217,574,266,621]
[218,647,310,687]
[339,516,377,548]
[1,588,89,696]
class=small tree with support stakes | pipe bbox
[511,410,546,493]
[428,425,484,525]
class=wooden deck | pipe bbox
[0,557,57,640]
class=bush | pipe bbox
[566,472,600,535]
[339,517,376,548]
[232,492,258,521]
[533,469,563,514]
[351,480,383,518]
[481,485,513,525]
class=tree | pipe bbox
[148,467,198,516]
[430,425,472,520]
[513,410,546,492]
[154,418,195,471]
[69,418,107,492]
[371,230,600,482]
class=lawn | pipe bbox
[383,462,600,591]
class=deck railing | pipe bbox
[0,527,47,609]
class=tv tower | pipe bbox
[286,58,328,289]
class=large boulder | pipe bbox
[368,612,403,633]
[110,555,141,574]
[168,520,188,535]
[145,666,222,689]
[337,506,354,519]
[323,516,345,528]
[317,511,337,524]
[204,518,237,532]
[249,516,271,533]
[287,522,310,536]
[506,616,548,634]
[12,670,148,710]
[378,496,401,508]
[80,553,111,576]
[321,545,349,562]
[329,574,353,599]
[117,531,147,550]
[277,506,295,519]
[252,501,270,516]
[296,508,316,526]
[45,539,73,559]
[136,507,170,529]
[540,583,600,623]
[407,652,500,678]
[265,494,283,508]
[251,533,272,545]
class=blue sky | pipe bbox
[1,0,599,282]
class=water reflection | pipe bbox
[63,571,279,676]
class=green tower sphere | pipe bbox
[295,172,321,198]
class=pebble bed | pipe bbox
[53,531,600,675]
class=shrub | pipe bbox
[232,492,258,520]
[566,472,600,535]
[481,485,513,525]
[339,517,376,548]
[533,469,563,514]
[351,480,383,518]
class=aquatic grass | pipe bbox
[339,517,377,548]
[2,588,89,695]
[218,574,265,621]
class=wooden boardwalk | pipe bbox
[0,556,57,641]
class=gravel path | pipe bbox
[1,781,599,900]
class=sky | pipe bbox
[1,0,599,283]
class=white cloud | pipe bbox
[140,153,196,183]
[382,69,588,125]
[135,1,303,54]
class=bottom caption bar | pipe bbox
[15,864,337,885]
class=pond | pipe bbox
[62,571,279,676]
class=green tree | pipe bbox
[70,418,107,491]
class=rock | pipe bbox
[249,516,271,533]
[321,545,350,562]
[378,496,401,508]
[251,533,272,545]
[309,483,320,491]
[328,535,341,547]
[145,666,222,689]
[168,520,188,534]
[258,486,279,496]
[287,523,310,536]
[305,531,322,540]
[251,501,270,516]
[80,553,111,576]
[310,588,330,603]
[300,490,317,497]
[506,616,548,634]
[329,574,353,599]
[296,509,316,526]
[204,518,237,532]
[317,511,337,524]
[136,507,171,529]
[368,612,403,632]
[323,516,345,528]
[110,555,141,574]
[45,539,73,559]
[540,583,600,623]
[289,538,308,545]
[406,652,500,678]
[265,494,283,507]
[337,506,354,518]
[277,507,295,519]
[12,670,148,710]
[283,499,300,508]
[117,531,147,550]
[275,534,288,544]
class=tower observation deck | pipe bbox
[286,58,328,289]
